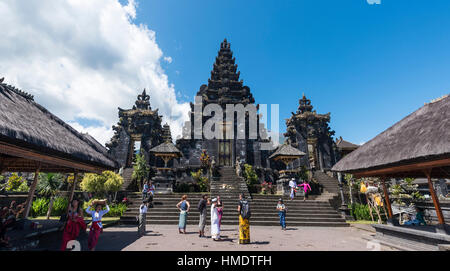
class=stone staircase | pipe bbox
[119,167,348,227]
[313,171,340,195]
[210,166,251,200]
[119,193,348,226]
[121,167,134,190]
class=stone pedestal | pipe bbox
[152,169,175,194]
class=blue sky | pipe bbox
[128,0,450,144]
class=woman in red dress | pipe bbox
[60,199,86,251]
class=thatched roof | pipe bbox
[150,141,182,156]
[269,143,306,159]
[332,94,450,175]
[335,137,359,150]
[0,79,118,171]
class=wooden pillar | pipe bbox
[381,177,393,219]
[24,164,41,218]
[68,173,79,206]
[424,169,445,225]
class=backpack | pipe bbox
[240,200,251,219]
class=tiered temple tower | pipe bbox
[175,39,272,179]
[106,89,165,168]
[284,94,338,171]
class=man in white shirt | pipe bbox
[138,201,148,237]
[288,178,297,200]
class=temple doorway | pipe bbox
[218,140,232,166]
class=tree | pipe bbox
[80,171,124,199]
[37,173,64,219]
[132,153,149,191]
[344,174,354,205]
[4,173,29,192]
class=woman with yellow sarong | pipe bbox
[237,194,250,244]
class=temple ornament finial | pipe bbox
[135,88,151,110]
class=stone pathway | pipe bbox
[94,224,397,251]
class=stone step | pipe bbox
[120,218,348,227]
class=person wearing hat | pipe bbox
[276,199,287,230]
[86,200,109,251]
[288,178,297,201]
[210,198,221,241]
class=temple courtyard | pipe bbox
[37,224,398,251]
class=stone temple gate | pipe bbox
[106,89,165,169]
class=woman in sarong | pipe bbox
[86,200,109,251]
[237,194,250,244]
[210,198,221,241]
[216,196,223,227]
[299,180,312,202]
[138,200,148,237]
[176,195,190,234]
[60,199,86,251]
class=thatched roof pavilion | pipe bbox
[332,94,450,230]
[150,141,182,168]
[269,143,306,170]
[0,78,118,217]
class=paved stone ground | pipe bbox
[90,224,397,251]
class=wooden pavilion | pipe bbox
[0,78,118,217]
[332,94,450,234]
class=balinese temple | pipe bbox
[175,39,273,181]
[284,94,338,171]
[106,89,165,168]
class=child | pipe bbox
[276,199,287,230]
[86,200,109,251]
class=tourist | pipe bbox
[210,198,221,241]
[197,194,210,237]
[142,180,149,200]
[148,181,155,207]
[289,178,297,201]
[237,193,251,244]
[217,195,224,227]
[60,199,86,251]
[138,200,148,237]
[0,207,12,247]
[86,200,110,251]
[176,195,190,234]
[404,207,427,226]
[277,199,287,230]
[299,180,312,202]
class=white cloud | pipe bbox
[0,0,190,146]
[163,56,173,63]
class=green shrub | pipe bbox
[105,203,127,217]
[191,169,209,192]
[31,198,49,217]
[50,197,69,216]
[243,164,259,186]
[349,203,387,222]
[82,200,127,217]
